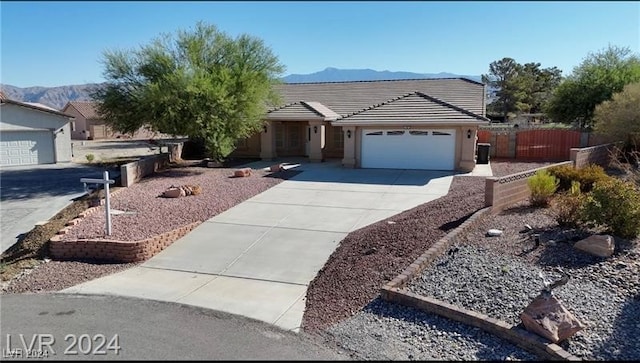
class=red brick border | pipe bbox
[380,207,581,361]
[49,222,201,263]
[49,188,202,262]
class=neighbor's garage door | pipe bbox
[361,129,456,170]
[0,131,54,166]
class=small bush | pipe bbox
[528,170,559,207]
[550,181,585,228]
[85,153,95,163]
[548,165,578,191]
[548,164,609,193]
[575,164,609,193]
[581,178,640,239]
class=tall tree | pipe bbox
[483,58,562,120]
[482,57,520,120]
[515,62,562,114]
[92,22,285,161]
[546,45,640,129]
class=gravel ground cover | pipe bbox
[6,160,637,361]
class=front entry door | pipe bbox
[275,123,305,156]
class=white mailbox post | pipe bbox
[81,171,115,235]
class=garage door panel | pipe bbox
[361,129,455,170]
[0,131,54,166]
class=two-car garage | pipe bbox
[0,97,73,167]
[361,128,456,170]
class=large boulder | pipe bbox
[573,234,615,258]
[520,292,586,343]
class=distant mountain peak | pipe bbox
[282,67,481,84]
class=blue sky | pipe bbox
[1,1,638,87]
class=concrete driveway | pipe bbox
[63,160,492,332]
[0,163,119,254]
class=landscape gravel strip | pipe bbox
[62,166,296,241]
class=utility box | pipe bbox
[477,143,491,164]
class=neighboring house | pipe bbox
[61,101,110,140]
[0,92,74,166]
[232,78,490,171]
[61,101,169,140]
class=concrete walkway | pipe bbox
[63,160,492,332]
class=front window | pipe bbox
[333,127,344,149]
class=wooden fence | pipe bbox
[477,129,612,161]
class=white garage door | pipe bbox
[0,131,54,166]
[361,129,456,170]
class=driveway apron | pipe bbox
[63,161,465,332]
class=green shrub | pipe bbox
[581,178,640,239]
[576,164,609,193]
[550,181,586,227]
[548,164,609,193]
[548,165,579,192]
[528,170,559,207]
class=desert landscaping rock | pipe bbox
[574,234,616,258]
[61,166,294,242]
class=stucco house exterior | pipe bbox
[61,101,111,140]
[232,78,489,171]
[0,93,74,166]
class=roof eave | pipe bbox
[1,99,74,118]
[330,120,490,127]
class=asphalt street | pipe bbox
[0,293,349,360]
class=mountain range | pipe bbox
[1,68,483,110]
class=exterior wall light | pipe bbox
[346,130,352,139]
[467,129,472,139]
[313,126,318,133]
[263,125,268,133]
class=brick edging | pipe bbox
[379,206,581,361]
[49,188,202,262]
[50,222,201,262]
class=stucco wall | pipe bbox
[0,103,73,163]
[61,105,89,140]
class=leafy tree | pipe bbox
[515,62,562,114]
[593,82,640,146]
[546,45,640,129]
[483,58,562,120]
[482,57,520,120]
[92,22,285,161]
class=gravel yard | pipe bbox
[4,159,637,361]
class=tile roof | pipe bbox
[267,101,341,121]
[65,101,101,119]
[332,91,490,126]
[272,78,485,117]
